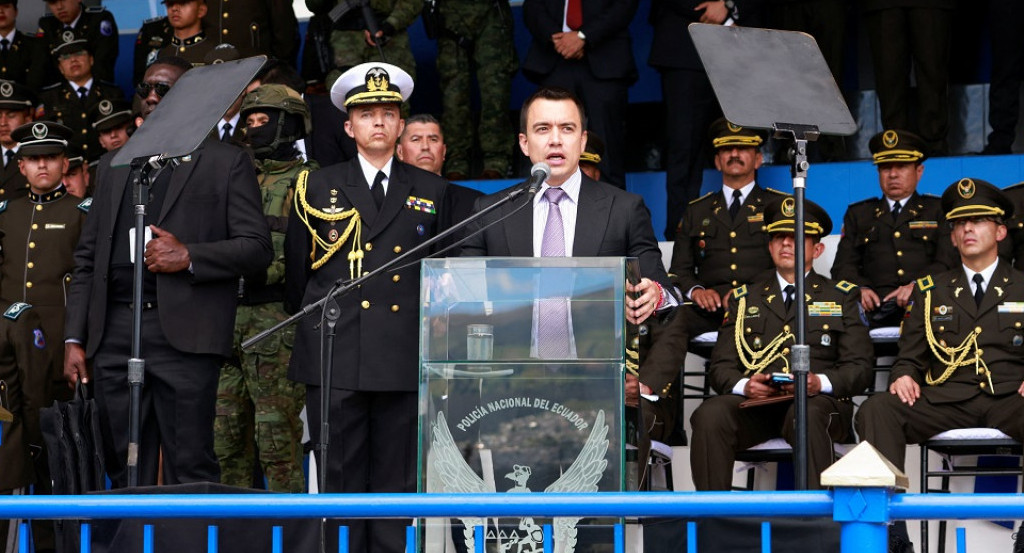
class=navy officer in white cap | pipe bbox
[285,62,449,553]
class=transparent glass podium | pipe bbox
[419,257,637,553]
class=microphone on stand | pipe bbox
[526,162,551,196]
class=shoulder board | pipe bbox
[41,82,61,91]
[3,302,32,321]
[732,284,748,299]
[143,16,167,25]
[95,79,119,89]
[921,193,941,198]
[77,198,91,213]
[916,275,935,292]
[0,200,8,214]
[834,280,858,294]
[688,191,714,205]
[848,197,877,208]
[763,187,788,196]
[85,6,107,14]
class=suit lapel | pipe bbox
[763,279,788,322]
[712,190,731,229]
[340,161,378,230]
[949,271,977,319]
[366,161,413,240]
[978,261,1013,317]
[504,182,533,256]
[105,162,130,235]
[572,176,610,256]
[156,145,199,224]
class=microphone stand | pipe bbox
[242,181,535,551]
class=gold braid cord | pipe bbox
[734,296,795,376]
[293,170,363,278]
[921,289,994,391]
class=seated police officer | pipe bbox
[690,196,873,490]
[832,129,957,327]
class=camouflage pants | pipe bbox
[436,2,517,175]
[326,29,417,91]
[214,303,305,493]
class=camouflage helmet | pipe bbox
[240,84,312,136]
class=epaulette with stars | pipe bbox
[834,280,857,294]
[916,275,935,292]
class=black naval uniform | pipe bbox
[831,192,958,323]
[856,262,1024,469]
[0,31,46,91]
[0,147,29,201]
[38,81,125,163]
[284,158,448,553]
[690,271,873,490]
[36,5,119,83]
[133,16,174,85]
[202,0,300,63]
[0,184,87,401]
[158,31,219,67]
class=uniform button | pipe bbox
[64,275,71,283]
[729,231,737,238]
[938,326,944,332]
[864,238,869,243]
[783,348,790,355]
[222,29,229,35]
[893,231,901,239]
[975,326,983,334]
[35,205,42,211]
[392,275,400,282]
[896,251,903,257]
[897,269,904,276]
[980,382,987,389]
[81,113,86,119]
[393,246,402,253]
[977,349,984,357]
[361,300,370,309]
[1016,322,1022,329]
[783,325,790,332]
[179,46,185,53]
[700,231,705,237]
[730,264,737,270]
[822,324,830,331]
[26,262,33,269]
[391,305,399,312]
[25,281,31,288]
[31,223,37,230]
[365,242,372,251]
[940,339,947,347]
[223,12,229,17]
[745,327,751,334]
[922,235,928,241]
[732,280,738,286]
[730,247,737,253]
[28,241,34,248]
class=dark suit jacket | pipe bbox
[521,0,639,82]
[0,157,29,200]
[285,158,448,392]
[892,261,1024,403]
[0,31,46,91]
[460,174,671,290]
[65,139,273,358]
[648,0,765,71]
[303,93,355,167]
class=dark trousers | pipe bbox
[690,394,852,490]
[986,2,1024,153]
[540,59,630,189]
[306,386,417,553]
[659,68,719,240]
[855,390,1024,469]
[864,7,953,155]
[93,304,222,488]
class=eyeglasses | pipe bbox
[135,81,172,99]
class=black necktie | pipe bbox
[891,201,901,221]
[784,284,795,311]
[3,150,12,168]
[973,273,985,307]
[370,170,386,210]
[729,189,742,220]
[221,122,233,142]
[0,39,9,53]
[77,86,88,100]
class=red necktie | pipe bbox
[566,0,582,30]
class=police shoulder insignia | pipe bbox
[142,16,165,24]
[849,197,875,208]
[733,285,748,299]
[835,280,857,294]
[3,302,32,320]
[917,275,935,292]
[33,328,45,349]
[77,197,91,213]
[85,5,105,13]
[764,187,787,196]
[689,191,713,205]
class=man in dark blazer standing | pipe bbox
[63,57,274,488]
[285,62,448,553]
[521,0,638,189]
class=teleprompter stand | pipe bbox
[690,24,855,490]
[110,57,267,487]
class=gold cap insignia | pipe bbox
[882,130,898,148]
[365,67,390,93]
[727,122,742,133]
[782,197,796,217]
[958,178,976,199]
[31,122,47,139]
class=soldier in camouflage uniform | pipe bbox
[306,0,420,89]
[434,0,516,180]
[214,84,314,492]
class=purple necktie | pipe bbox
[538,188,570,358]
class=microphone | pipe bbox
[526,162,551,196]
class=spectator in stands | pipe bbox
[37,35,124,163]
[981,3,1024,155]
[521,0,639,189]
[690,196,872,490]
[0,0,45,92]
[91,99,133,153]
[856,178,1024,553]
[202,0,299,64]
[63,56,273,488]
[157,0,217,67]
[0,80,34,199]
[831,129,957,328]
[863,0,953,156]
[36,0,118,84]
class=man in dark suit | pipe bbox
[521,0,638,189]
[831,129,957,328]
[690,196,872,490]
[0,0,45,92]
[63,57,274,488]
[0,80,34,199]
[284,62,448,553]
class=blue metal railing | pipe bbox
[2,490,1023,553]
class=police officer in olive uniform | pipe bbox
[285,62,448,553]
[0,80,34,200]
[36,0,118,84]
[214,84,314,493]
[157,0,219,68]
[690,196,873,490]
[202,0,299,63]
[0,0,46,91]
[37,35,124,163]
[832,129,958,328]
[133,16,173,86]
[91,98,133,154]
[0,300,50,550]
[0,121,86,402]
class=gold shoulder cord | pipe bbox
[921,289,993,391]
[734,296,795,376]
[293,170,363,278]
